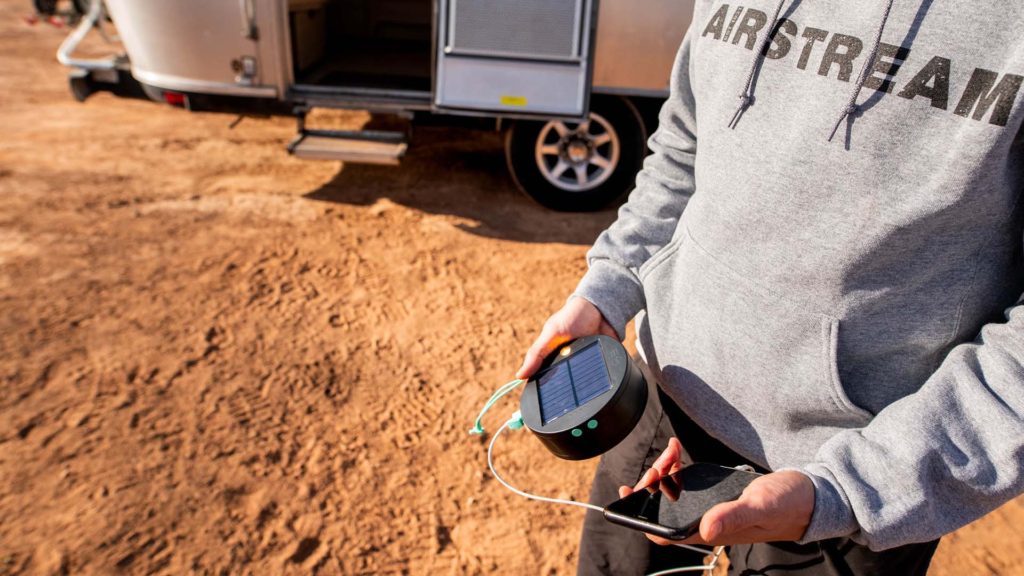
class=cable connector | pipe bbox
[507,410,524,430]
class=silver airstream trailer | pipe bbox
[60,0,693,210]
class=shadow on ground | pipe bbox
[302,125,619,245]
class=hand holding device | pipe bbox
[604,462,762,540]
[611,438,816,546]
[517,296,617,380]
[471,346,732,573]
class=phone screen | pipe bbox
[603,463,760,539]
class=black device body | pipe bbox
[519,335,647,460]
[603,463,761,540]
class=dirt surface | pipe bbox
[1,2,1023,574]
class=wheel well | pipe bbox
[621,95,667,146]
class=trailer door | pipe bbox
[434,0,595,118]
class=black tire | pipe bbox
[505,95,646,212]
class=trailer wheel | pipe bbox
[505,96,646,212]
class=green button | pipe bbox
[571,428,583,437]
[587,419,598,430]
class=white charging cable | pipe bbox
[487,419,726,575]
[488,419,605,513]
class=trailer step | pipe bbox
[289,85,431,114]
[287,129,408,165]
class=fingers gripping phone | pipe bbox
[603,462,761,540]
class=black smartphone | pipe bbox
[602,462,761,540]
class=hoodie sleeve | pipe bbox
[571,24,700,340]
[798,301,1024,549]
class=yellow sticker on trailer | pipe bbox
[500,95,528,107]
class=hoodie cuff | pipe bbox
[791,463,859,543]
[572,259,645,341]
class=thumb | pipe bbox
[699,498,756,542]
[516,323,566,379]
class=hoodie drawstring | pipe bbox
[826,0,897,141]
[728,0,898,142]
[729,0,789,130]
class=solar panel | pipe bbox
[537,342,612,424]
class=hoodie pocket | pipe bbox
[640,227,871,465]
[823,317,874,419]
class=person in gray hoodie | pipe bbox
[517,0,1024,574]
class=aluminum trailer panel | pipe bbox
[592,0,692,97]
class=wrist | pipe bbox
[791,464,858,543]
[573,260,645,339]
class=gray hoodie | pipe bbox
[574,0,1024,550]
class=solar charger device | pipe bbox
[469,335,731,574]
[519,335,648,460]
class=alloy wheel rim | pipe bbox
[534,112,620,193]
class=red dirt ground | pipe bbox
[1,2,1022,574]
